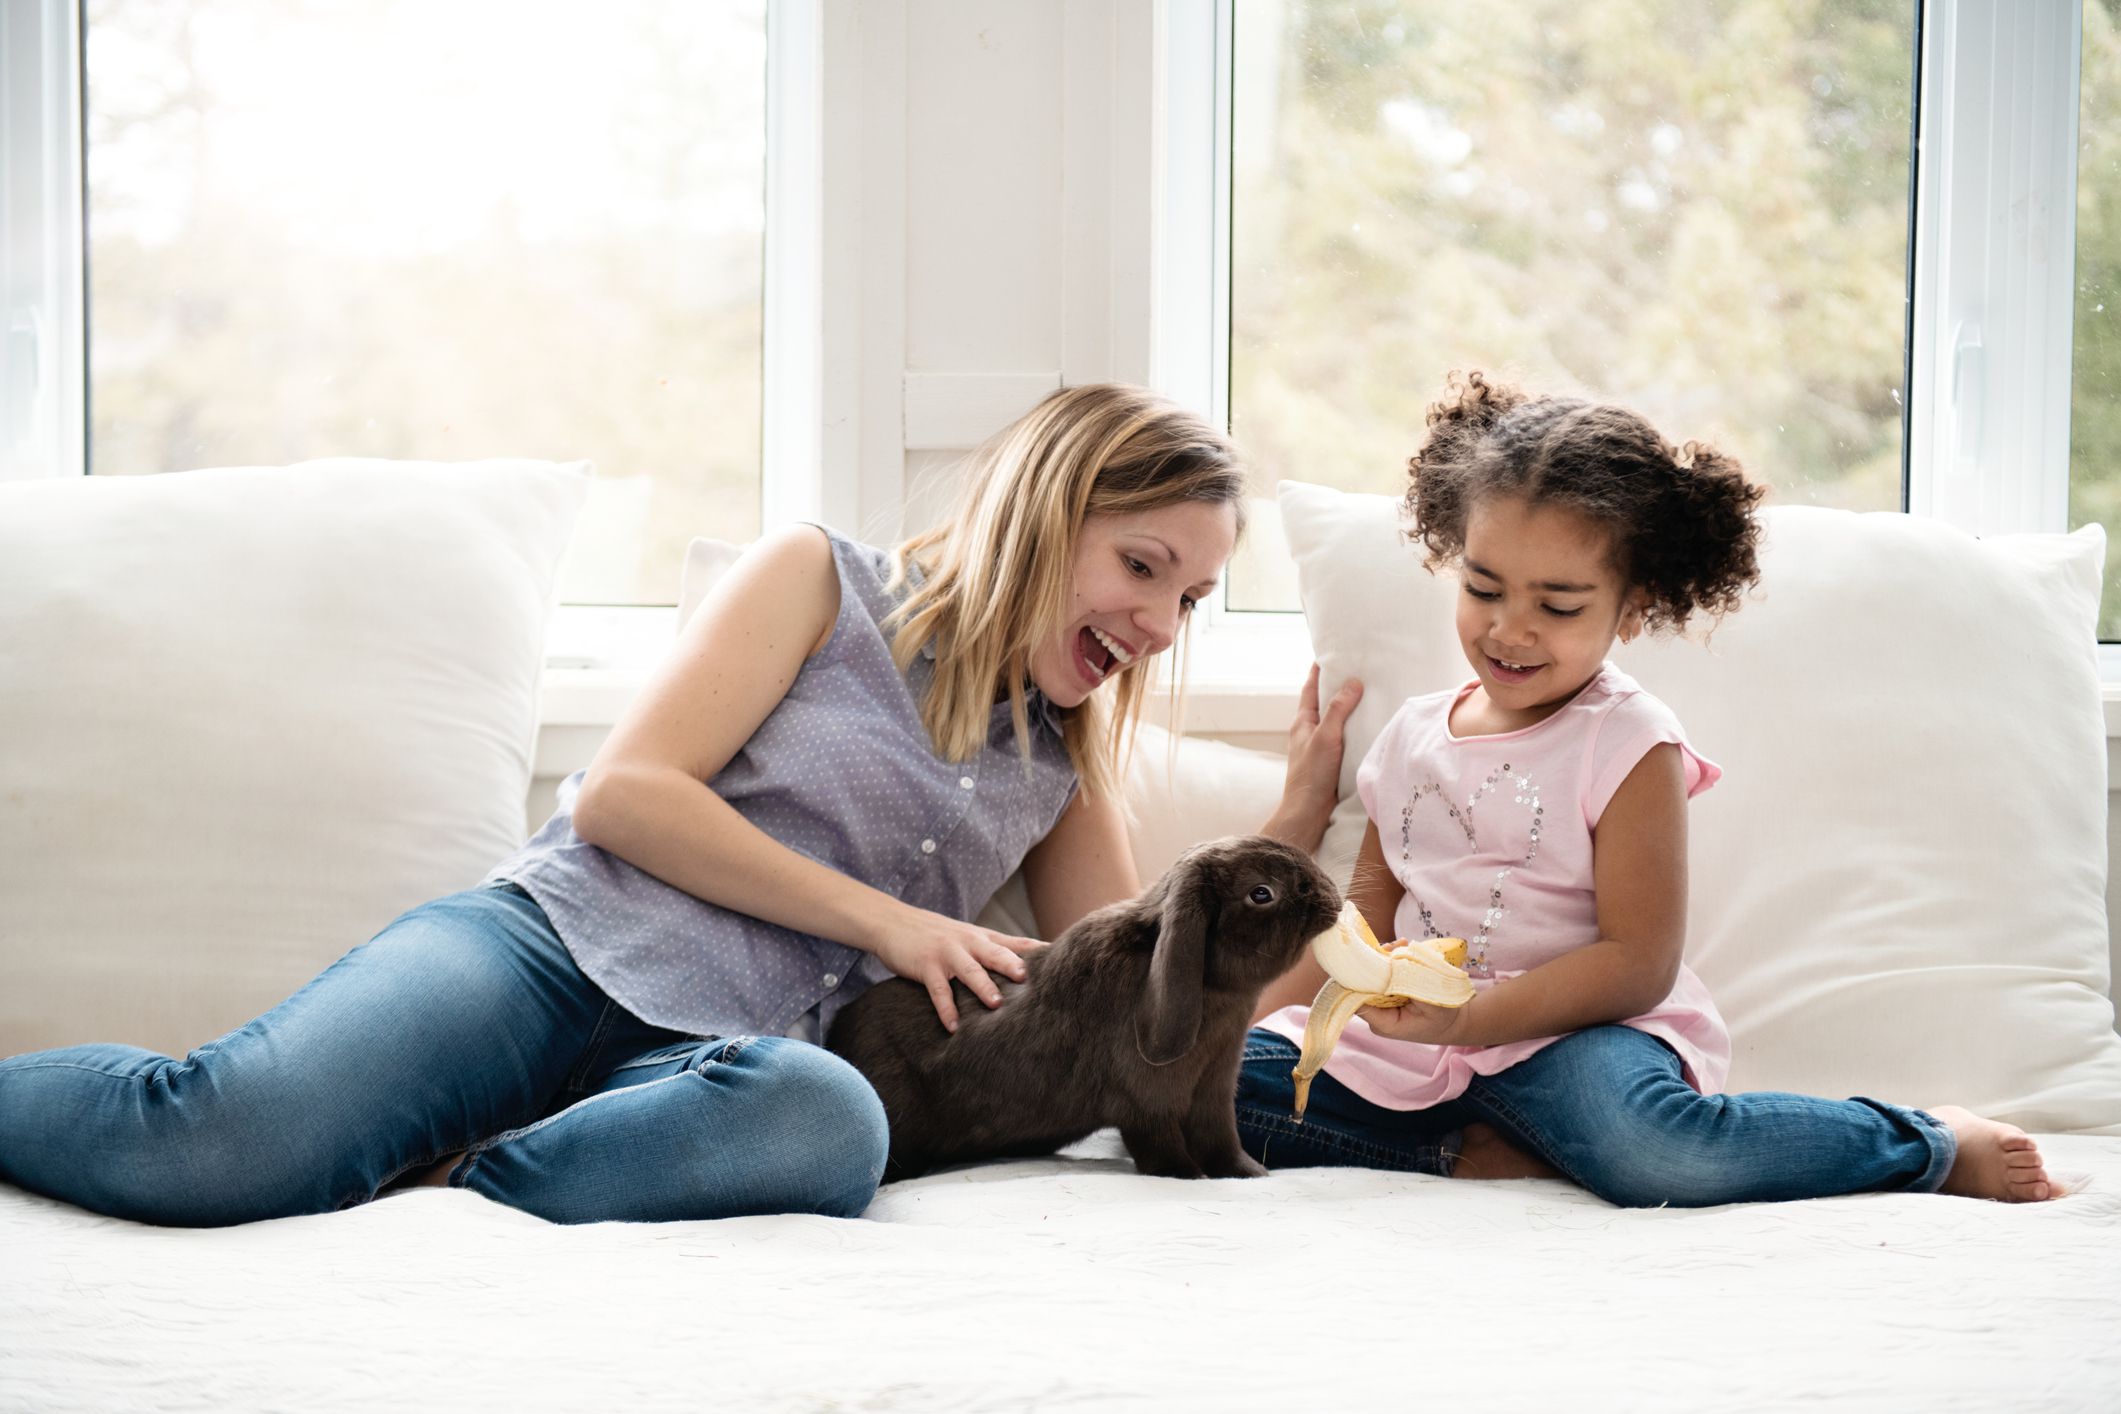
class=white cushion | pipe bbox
[1280,478,2121,1134]
[676,535,745,630]
[0,459,588,1055]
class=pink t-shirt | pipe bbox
[1260,662,1732,1112]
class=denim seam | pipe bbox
[453,1041,756,1188]
[601,1035,750,1080]
[1235,1104,1444,1173]
[606,1044,706,1075]
[560,1001,625,1096]
[0,1059,162,1081]
[455,1072,701,1187]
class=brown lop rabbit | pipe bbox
[826,835,1341,1180]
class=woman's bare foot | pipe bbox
[410,1153,461,1189]
[1450,1122,1564,1181]
[1932,1105,2059,1202]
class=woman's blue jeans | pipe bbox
[0,885,889,1226]
[1235,1026,1956,1208]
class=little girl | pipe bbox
[1238,371,2057,1207]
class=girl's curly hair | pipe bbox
[1403,370,1765,633]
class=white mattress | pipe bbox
[5,1132,2119,1412]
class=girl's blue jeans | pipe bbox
[1235,1026,1957,1207]
[0,884,889,1226]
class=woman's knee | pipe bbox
[709,1038,889,1217]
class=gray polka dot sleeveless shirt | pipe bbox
[490,527,1080,1041]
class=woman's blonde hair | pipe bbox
[886,383,1246,801]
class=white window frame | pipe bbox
[1159,0,2111,693]
[1,0,85,484]
[1,0,817,678]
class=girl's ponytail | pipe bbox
[1633,440,1765,630]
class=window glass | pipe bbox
[83,0,764,606]
[1228,0,1916,610]
[2073,0,2121,642]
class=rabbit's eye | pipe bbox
[1248,884,1277,906]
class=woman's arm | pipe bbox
[1019,787,1141,939]
[571,525,1038,1031]
[1361,743,1690,1048]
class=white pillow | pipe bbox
[1280,479,2121,1134]
[0,459,588,1056]
[1119,724,1291,884]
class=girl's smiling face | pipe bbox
[1455,493,1646,726]
[1028,500,1237,708]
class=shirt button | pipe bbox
[920,839,938,854]
[822,972,840,988]
[959,776,975,790]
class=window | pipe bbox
[80,0,766,608]
[1226,0,1917,612]
[2074,0,2121,641]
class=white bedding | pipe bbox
[5,1133,2118,1412]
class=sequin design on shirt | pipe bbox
[1398,759,1545,979]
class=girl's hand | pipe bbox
[867,904,1046,1033]
[1359,996,1472,1047]
[1265,665,1364,849]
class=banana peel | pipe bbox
[1291,901,1475,1119]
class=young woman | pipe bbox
[0,383,1363,1226]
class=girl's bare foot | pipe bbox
[1450,1122,1564,1181]
[1932,1105,2058,1202]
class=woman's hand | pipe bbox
[867,904,1047,1033]
[1359,996,1473,1047]
[1261,664,1364,851]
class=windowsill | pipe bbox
[536,666,1314,740]
[535,618,2121,754]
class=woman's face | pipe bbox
[1028,499,1239,708]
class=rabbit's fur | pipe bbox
[826,835,1341,1180]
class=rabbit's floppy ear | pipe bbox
[1139,866,1212,1065]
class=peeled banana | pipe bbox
[1291,902,1476,1119]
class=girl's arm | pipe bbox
[1362,744,1689,1048]
[1260,665,1363,853]
[571,525,1039,1031]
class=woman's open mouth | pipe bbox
[1073,626,1135,688]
